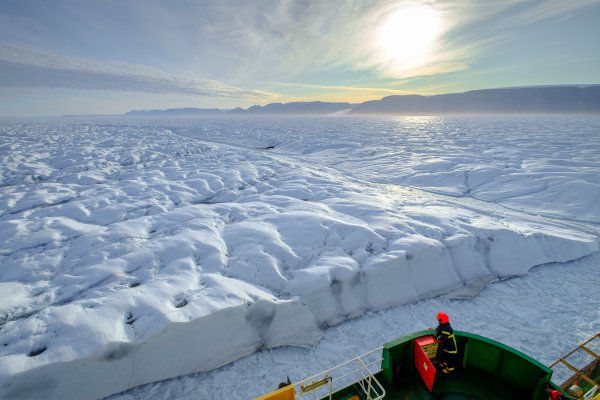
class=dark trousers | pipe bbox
[440,350,457,370]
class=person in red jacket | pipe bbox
[436,312,458,373]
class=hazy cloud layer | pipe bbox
[141,0,597,81]
[1,0,597,83]
[0,42,273,99]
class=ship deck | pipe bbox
[335,363,534,400]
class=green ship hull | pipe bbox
[257,331,600,400]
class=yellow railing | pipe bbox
[256,346,385,400]
[294,347,385,400]
[549,332,600,399]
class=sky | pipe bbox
[0,0,599,117]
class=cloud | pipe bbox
[199,0,475,81]
[0,42,274,99]
[504,0,600,25]
[262,81,415,94]
[353,0,599,80]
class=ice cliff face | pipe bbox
[0,119,597,400]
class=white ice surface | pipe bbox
[109,251,600,400]
[0,116,598,400]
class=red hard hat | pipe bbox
[437,312,449,324]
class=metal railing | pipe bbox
[295,347,386,400]
[549,332,600,399]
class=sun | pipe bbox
[373,4,444,76]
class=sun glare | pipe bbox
[373,5,444,76]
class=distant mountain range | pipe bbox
[229,101,355,115]
[351,85,600,115]
[123,85,600,116]
[125,101,355,116]
[125,107,225,116]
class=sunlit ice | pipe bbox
[371,3,445,77]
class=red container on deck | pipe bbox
[414,336,440,392]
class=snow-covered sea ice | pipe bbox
[0,116,598,400]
